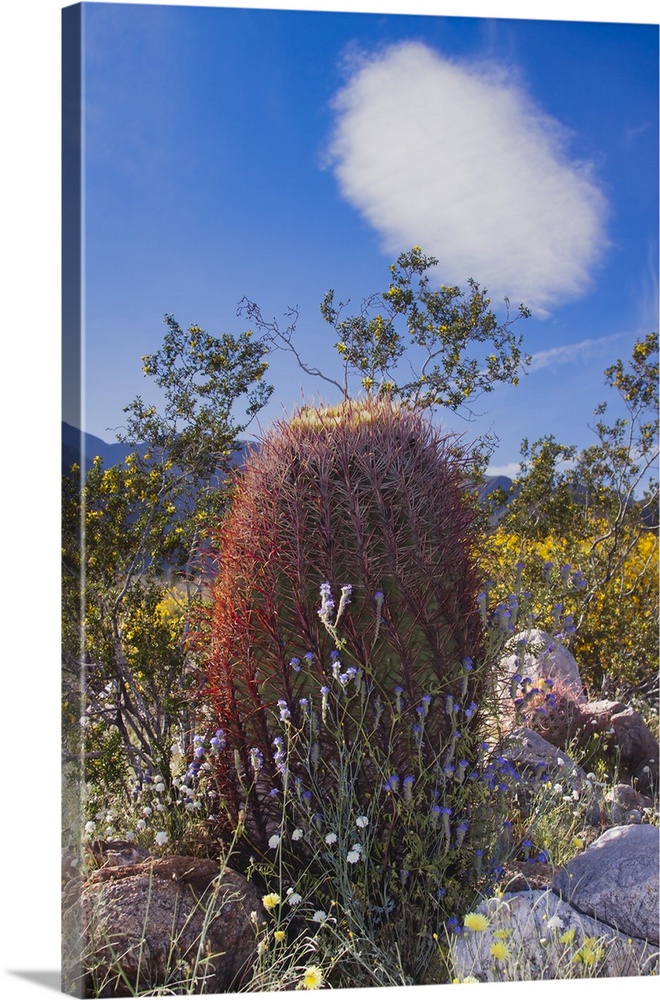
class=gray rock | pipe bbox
[607,783,655,826]
[63,856,266,997]
[497,728,603,826]
[502,727,587,786]
[499,628,585,703]
[551,824,660,946]
[579,702,659,793]
[451,889,659,981]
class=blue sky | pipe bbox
[69,1,659,478]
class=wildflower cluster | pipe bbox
[443,891,637,982]
[238,583,547,986]
[81,729,225,851]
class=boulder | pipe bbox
[499,629,585,704]
[501,727,587,787]
[451,888,658,981]
[606,783,655,826]
[579,699,627,732]
[63,856,267,997]
[551,824,660,946]
[498,728,603,826]
[579,701,659,793]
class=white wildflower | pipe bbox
[312,910,327,922]
[268,834,281,849]
[325,832,338,845]
[355,815,369,828]
[154,831,168,846]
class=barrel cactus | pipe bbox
[202,397,487,848]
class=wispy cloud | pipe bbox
[326,42,608,316]
[530,333,624,372]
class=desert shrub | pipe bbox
[481,527,658,702]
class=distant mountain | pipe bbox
[62,422,141,476]
[62,422,256,479]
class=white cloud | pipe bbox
[530,333,624,372]
[326,42,608,316]
[486,462,521,479]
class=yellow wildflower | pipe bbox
[464,912,489,932]
[573,937,602,966]
[261,892,281,911]
[302,965,323,990]
[274,930,285,942]
[490,940,510,961]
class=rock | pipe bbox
[606,783,655,826]
[501,727,587,786]
[499,629,585,704]
[451,889,659,981]
[551,824,660,946]
[495,728,604,826]
[63,856,267,996]
[579,699,627,732]
[580,702,659,793]
[90,840,152,868]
